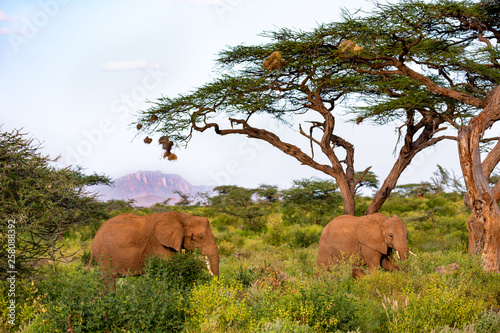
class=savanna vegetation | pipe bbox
[2,154,500,332]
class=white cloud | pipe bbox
[0,10,12,21]
[0,27,14,34]
[101,59,161,72]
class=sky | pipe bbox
[0,0,489,190]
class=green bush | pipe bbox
[211,213,243,227]
[27,252,211,332]
[256,318,314,333]
[381,277,485,332]
[144,250,211,290]
[295,278,359,332]
[0,279,42,333]
[474,311,500,333]
[187,278,251,331]
[290,225,322,248]
[233,265,258,288]
[28,267,114,332]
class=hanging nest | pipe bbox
[159,136,177,161]
[136,123,143,130]
[150,115,159,122]
[144,136,153,144]
[339,39,362,55]
[263,51,286,70]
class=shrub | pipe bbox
[0,280,43,333]
[381,278,483,331]
[290,225,322,248]
[256,318,314,333]
[233,265,258,288]
[211,213,242,227]
[474,311,500,333]
[187,278,251,331]
[28,266,114,332]
[353,266,486,333]
[28,251,211,332]
[294,278,359,332]
[144,250,211,290]
[264,222,291,247]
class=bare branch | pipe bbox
[353,166,372,188]
[482,140,500,178]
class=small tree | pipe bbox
[255,184,280,203]
[0,128,111,276]
[353,170,379,195]
[174,190,192,207]
[209,185,268,230]
[280,178,343,225]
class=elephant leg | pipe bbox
[316,246,338,276]
[360,245,383,271]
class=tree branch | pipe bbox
[482,140,500,179]
[194,117,339,178]
[353,166,372,188]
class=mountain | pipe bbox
[91,171,213,207]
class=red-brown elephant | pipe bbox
[316,213,409,274]
[89,211,219,288]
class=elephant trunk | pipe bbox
[395,243,409,261]
[202,237,219,276]
[205,250,219,276]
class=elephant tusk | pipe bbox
[395,250,400,260]
[409,250,417,257]
[204,255,214,276]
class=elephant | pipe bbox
[316,213,409,274]
[89,211,219,288]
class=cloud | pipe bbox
[0,10,12,22]
[101,59,161,72]
[0,27,15,34]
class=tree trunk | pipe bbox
[336,175,356,215]
[367,152,413,214]
[468,140,500,255]
[459,86,500,272]
[366,114,446,215]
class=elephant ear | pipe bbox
[356,215,388,255]
[153,219,183,252]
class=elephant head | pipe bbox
[153,213,219,275]
[356,213,409,262]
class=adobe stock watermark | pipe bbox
[208,139,267,186]
[8,0,72,54]
[6,219,17,326]
[64,68,169,166]
[399,146,437,183]
[213,0,244,20]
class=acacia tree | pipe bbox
[135,0,500,270]
[136,17,455,216]
[316,0,500,270]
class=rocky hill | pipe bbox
[91,171,212,207]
